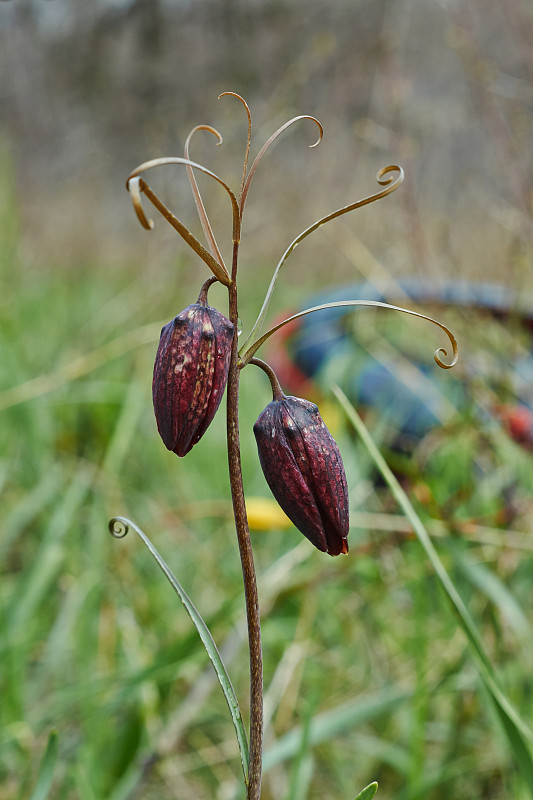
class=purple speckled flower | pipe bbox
[153,302,234,457]
[253,395,349,556]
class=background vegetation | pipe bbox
[0,1,532,798]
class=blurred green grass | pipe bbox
[1,152,533,800]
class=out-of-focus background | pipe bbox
[3,0,533,280]
[1,2,532,799]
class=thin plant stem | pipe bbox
[249,357,284,400]
[197,275,219,305]
[227,241,263,800]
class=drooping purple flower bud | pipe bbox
[153,297,234,457]
[253,395,349,555]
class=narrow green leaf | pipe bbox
[108,516,249,784]
[450,542,531,635]
[7,468,93,636]
[28,731,58,800]
[334,386,533,796]
[353,782,378,800]
[1,465,61,559]
[263,688,409,771]
[288,693,316,800]
[73,761,98,800]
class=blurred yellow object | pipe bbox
[246,497,293,531]
[315,398,342,437]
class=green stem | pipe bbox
[249,357,284,400]
[227,242,263,799]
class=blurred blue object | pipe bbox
[267,280,533,448]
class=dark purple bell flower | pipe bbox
[254,395,349,555]
[153,302,234,457]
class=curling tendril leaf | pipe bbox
[240,165,404,353]
[128,176,154,230]
[184,125,226,270]
[126,175,231,286]
[240,115,324,217]
[107,515,250,782]
[109,516,129,539]
[240,299,458,371]
[126,156,241,247]
[218,92,252,207]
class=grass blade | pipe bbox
[108,515,249,784]
[263,688,409,771]
[333,385,533,795]
[450,542,531,635]
[353,782,378,800]
[28,731,58,800]
[288,694,316,800]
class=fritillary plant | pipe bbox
[108,92,459,800]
